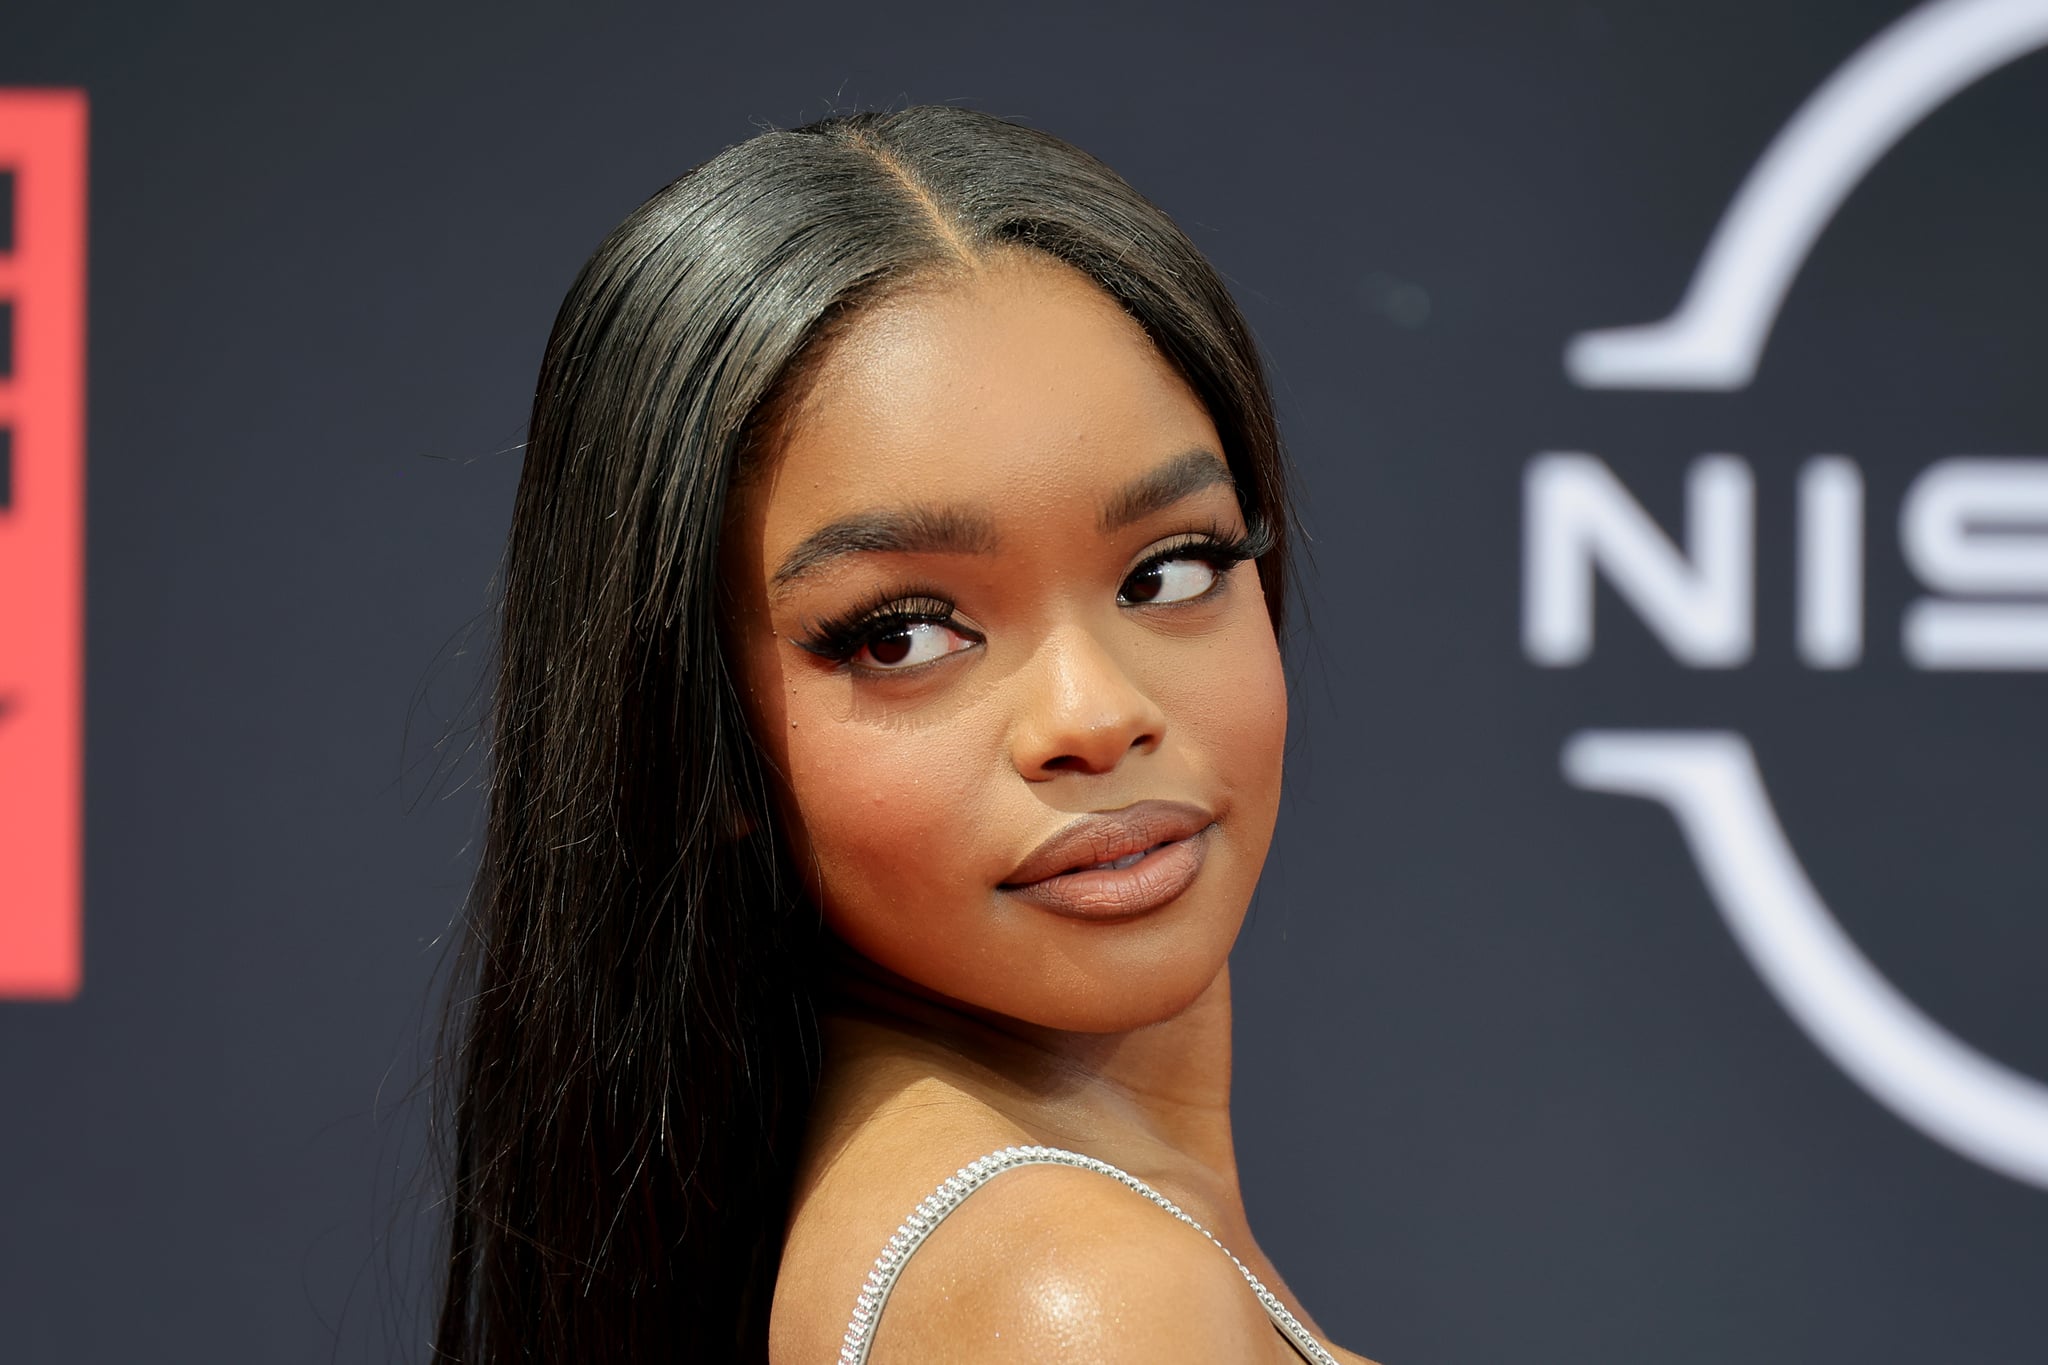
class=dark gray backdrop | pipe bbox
[3,1,2043,1361]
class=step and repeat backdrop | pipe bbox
[2,1,2042,1360]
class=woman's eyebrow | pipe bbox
[772,504,998,591]
[1098,449,1235,533]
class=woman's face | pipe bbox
[723,251,1287,1034]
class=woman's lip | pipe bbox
[998,826,1213,922]
[1000,799,1218,887]
[998,799,1218,922]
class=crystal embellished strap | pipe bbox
[836,1143,1339,1365]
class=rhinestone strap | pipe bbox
[837,1143,1339,1365]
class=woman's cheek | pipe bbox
[1199,610,1287,816]
[1242,633,1288,770]
[783,702,991,918]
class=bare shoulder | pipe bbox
[769,1067,1340,1363]
[857,1161,1285,1364]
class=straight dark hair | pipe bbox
[432,104,1294,1363]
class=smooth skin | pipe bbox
[725,249,1373,1364]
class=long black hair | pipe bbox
[432,104,1294,1363]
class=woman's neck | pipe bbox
[815,945,1243,1191]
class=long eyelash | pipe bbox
[794,587,959,663]
[1132,519,1276,578]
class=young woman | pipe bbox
[434,104,1372,1365]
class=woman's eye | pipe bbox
[855,619,978,671]
[1120,555,1221,606]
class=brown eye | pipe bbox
[851,619,978,672]
[867,630,914,665]
[1119,556,1221,606]
[1124,564,1165,603]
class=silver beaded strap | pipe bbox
[837,1142,1339,1365]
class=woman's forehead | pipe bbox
[756,255,1222,535]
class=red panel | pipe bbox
[0,90,87,1000]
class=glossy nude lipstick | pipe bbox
[998,799,1217,922]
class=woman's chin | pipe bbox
[957,948,1236,1037]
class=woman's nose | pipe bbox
[1009,625,1168,779]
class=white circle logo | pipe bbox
[1530,0,2048,1187]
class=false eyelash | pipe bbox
[793,587,964,664]
[1128,520,1275,580]
[1110,523,1271,614]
